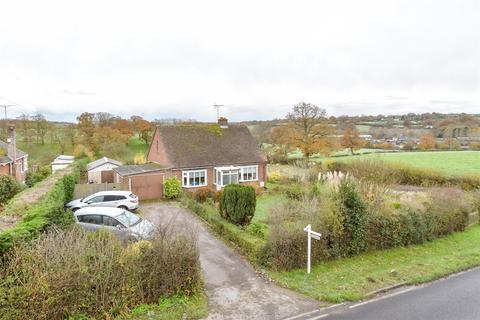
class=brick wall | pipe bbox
[147,129,170,166]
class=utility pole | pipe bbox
[0,105,14,139]
[213,103,224,121]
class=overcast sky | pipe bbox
[0,0,479,122]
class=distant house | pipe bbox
[0,125,28,183]
[51,155,75,173]
[86,157,123,184]
[113,118,267,200]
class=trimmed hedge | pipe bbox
[181,195,268,266]
[267,181,473,271]
[0,160,86,256]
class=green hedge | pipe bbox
[181,195,268,266]
[0,160,86,256]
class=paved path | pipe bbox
[141,203,319,320]
[292,267,480,320]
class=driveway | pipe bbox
[141,203,319,320]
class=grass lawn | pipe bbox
[124,293,208,320]
[269,225,480,303]
[252,192,286,224]
[311,151,480,177]
[123,135,150,163]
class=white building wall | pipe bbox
[87,163,120,183]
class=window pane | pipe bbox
[103,216,120,227]
[89,196,104,203]
[80,215,102,225]
[200,171,205,185]
[223,174,230,185]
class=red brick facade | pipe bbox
[118,123,268,200]
[0,158,27,183]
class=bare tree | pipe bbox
[286,102,331,159]
[17,113,32,143]
[31,113,48,145]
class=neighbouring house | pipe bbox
[51,155,75,173]
[0,125,28,183]
[113,118,267,200]
[86,157,123,184]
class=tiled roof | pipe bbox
[87,157,123,171]
[113,163,165,176]
[0,140,27,164]
[153,124,267,168]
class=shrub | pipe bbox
[219,185,256,226]
[284,183,306,200]
[25,166,51,188]
[194,188,214,203]
[164,176,182,199]
[335,179,369,255]
[426,188,470,235]
[268,198,345,271]
[0,227,200,320]
[268,172,282,184]
[0,175,21,204]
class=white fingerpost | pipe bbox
[304,224,322,274]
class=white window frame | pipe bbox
[182,169,208,188]
[239,165,258,182]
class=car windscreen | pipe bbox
[115,211,141,227]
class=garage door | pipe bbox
[130,173,164,200]
[101,170,115,183]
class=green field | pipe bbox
[16,134,149,166]
[312,151,480,177]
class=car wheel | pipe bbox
[118,205,128,210]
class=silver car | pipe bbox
[66,190,139,212]
[74,207,156,241]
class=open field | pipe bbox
[269,225,480,303]
[15,134,149,166]
[312,151,480,177]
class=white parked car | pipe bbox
[66,190,139,212]
[74,207,156,241]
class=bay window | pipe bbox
[240,166,257,182]
[182,169,207,187]
[214,165,258,187]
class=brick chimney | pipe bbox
[7,125,17,174]
[218,117,228,128]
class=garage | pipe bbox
[113,163,166,200]
[87,157,123,184]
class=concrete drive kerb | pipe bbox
[141,203,320,320]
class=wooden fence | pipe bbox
[74,183,124,199]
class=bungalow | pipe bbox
[0,125,28,183]
[113,118,267,199]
